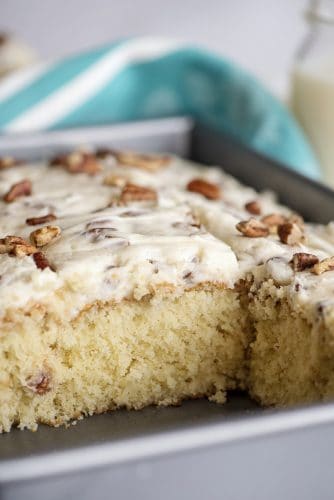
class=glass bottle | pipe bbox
[291,0,334,185]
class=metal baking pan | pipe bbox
[1,117,334,500]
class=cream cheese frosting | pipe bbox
[0,151,333,319]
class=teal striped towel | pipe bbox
[0,37,319,178]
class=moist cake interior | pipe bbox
[1,150,334,432]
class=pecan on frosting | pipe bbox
[50,151,102,175]
[186,179,221,200]
[290,252,319,272]
[312,256,334,275]
[261,213,287,233]
[278,222,304,245]
[236,218,269,238]
[26,213,57,226]
[245,200,261,215]
[3,179,31,203]
[30,225,61,247]
[120,183,157,203]
[33,251,54,271]
[0,235,37,257]
[98,149,170,171]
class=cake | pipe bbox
[0,148,334,432]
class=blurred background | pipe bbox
[1,0,307,97]
[2,0,334,183]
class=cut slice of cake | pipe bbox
[1,148,334,432]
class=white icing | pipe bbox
[0,153,333,318]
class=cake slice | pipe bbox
[1,148,334,432]
[0,151,249,432]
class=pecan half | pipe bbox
[186,179,221,200]
[245,200,261,215]
[101,149,170,171]
[3,179,31,202]
[0,156,23,169]
[0,235,37,256]
[312,256,334,275]
[236,218,269,237]
[25,369,52,395]
[290,252,319,271]
[278,222,304,245]
[120,183,157,203]
[26,213,57,226]
[50,151,102,175]
[103,174,127,187]
[33,251,54,271]
[30,225,61,247]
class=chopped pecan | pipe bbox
[278,222,304,245]
[245,200,261,215]
[290,252,319,271]
[2,235,26,246]
[0,235,37,257]
[3,179,31,203]
[0,156,23,169]
[312,256,334,275]
[25,369,52,395]
[30,225,61,247]
[236,218,269,237]
[289,213,304,228]
[102,149,170,171]
[50,151,102,175]
[12,243,37,257]
[261,213,287,233]
[103,174,127,187]
[186,178,221,200]
[33,251,54,271]
[120,183,157,203]
[26,213,57,226]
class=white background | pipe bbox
[1,0,308,96]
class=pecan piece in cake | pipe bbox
[290,252,319,271]
[3,179,31,202]
[26,213,57,226]
[120,183,157,203]
[245,200,261,215]
[186,179,221,200]
[30,225,61,247]
[100,149,170,171]
[33,251,54,271]
[278,222,304,245]
[0,235,37,257]
[0,156,23,169]
[236,218,269,237]
[312,256,334,275]
[50,151,102,175]
[25,369,52,395]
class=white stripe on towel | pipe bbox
[4,38,184,133]
[0,61,53,103]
